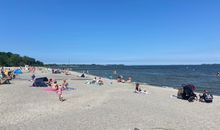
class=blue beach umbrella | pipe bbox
[14,69,23,75]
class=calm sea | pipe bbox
[67,65,220,95]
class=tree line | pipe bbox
[0,52,44,66]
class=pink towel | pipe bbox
[43,87,58,92]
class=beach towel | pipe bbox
[43,87,58,92]
[134,90,149,95]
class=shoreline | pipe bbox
[68,69,220,97]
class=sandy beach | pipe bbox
[1,70,220,130]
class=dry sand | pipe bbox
[0,70,220,130]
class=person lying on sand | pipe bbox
[117,75,125,83]
[65,71,71,75]
[85,77,97,85]
[92,77,98,84]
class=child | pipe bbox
[62,80,69,89]
[57,85,65,102]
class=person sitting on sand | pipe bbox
[31,74,36,81]
[0,78,11,85]
[199,90,213,103]
[48,78,53,86]
[127,77,132,83]
[81,73,85,78]
[117,75,122,82]
[62,80,69,89]
[51,81,59,90]
[98,77,104,85]
[135,83,148,94]
[1,69,6,78]
[135,83,142,92]
[181,84,198,102]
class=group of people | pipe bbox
[86,77,104,85]
[117,75,132,83]
[47,79,69,102]
[52,69,61,74]
[86,74,134,86]
[177,84,213,103]
[134,83,214,103]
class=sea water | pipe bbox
[69,65,220,95]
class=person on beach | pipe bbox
[1,67,4,74]
[1,68,6,78]
[48,78,53,86]
[81,73,85,78]
[98,77,104,85]
[31,74,36,81]
[57,85,65,102]
[117,75,125,83]
[135,83,142,92]
[199,90,213,103]
[135,83,148,94]
[52,81,59,90]
[127,77,132,83]
[62,80,69,89]
[181,84,198,102]
[90,77,97,84]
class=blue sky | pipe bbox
[0,0,220,65]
